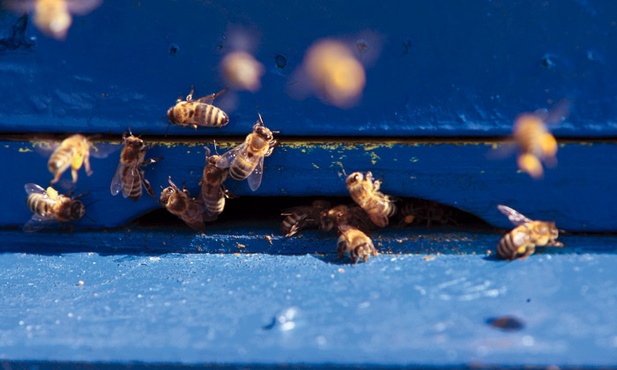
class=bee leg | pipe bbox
[186,86,195,102]
[143,178,155,198]
[50,173,61,185]
[84,156,93,176]
[519,246,535,260]
[71,168,79,183]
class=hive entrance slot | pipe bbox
[132,196,490,232]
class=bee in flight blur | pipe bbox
[47,134,94,185]
[336,224,378,264]
[216,114,277,191]
[3,0,102,40]
[159,176,207,232]
[346,171,397,228]
[24,183,85,232]
[167,86,229,129]
[201,146,234,221]
[110,132,161,201]
[280,200,331,237]
[495,99,570,179]
[496,204,564,260]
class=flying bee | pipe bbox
[47,134,94,185]
[200,146,235,220]
[167,87,229,129]
[491,100,569,179]
[110,132,161,201]
[496,204,564,260]
[336,224,378,264]
[4,0,102,40]
[280,200,331,237]
[216,114,277,191]
[24,183,85,232]
[159,177,207,232]
[345,171,397,228]
[319,204,375,233]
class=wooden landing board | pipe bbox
[0,228,615,367]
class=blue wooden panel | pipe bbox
[0,1,616,136]
[4,138,617,232]
[0,229,615,367]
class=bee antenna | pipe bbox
[164,122,171,138]
[558,229,567,234]
[257,113,264,125]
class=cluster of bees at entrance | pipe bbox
[25,91,568,263]
[24,87,566,263]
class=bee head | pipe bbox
[124,135,144,149]
[549,222,559,238]
[159,186,174,205]
[255,125,273,141]
[70,200,86,220]
[345,172,364,186]
[167,107,176,123]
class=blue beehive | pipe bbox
[0,1,616,368]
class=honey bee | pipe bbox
[159,177,207,232]
[4,0,101,40]
[496,204,564,260]
[110,132,161,201]
[167,87,229,129]
[345,171,397,228]
[24,183,85,232]
[216,114,276,191]
[201,146,234,220]
[48,134,94,185]
[319,204,375,233]
[280,200,331,237]
[336,224,378,264]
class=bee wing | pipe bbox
[497,204,533,225]
[247,156,265,191]
[110,161,140,198]
[89,142,119,159]
[535,99,571,127]
[216,143,246,169]
[64,0,103,15]
[183,200,207,231]
[24,183,47,196]
[23,214,58,233]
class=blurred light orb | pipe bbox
[303,39,366,108]
[220,51,264,92]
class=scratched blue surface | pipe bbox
[0,1,616,137]
[0,229,615,367]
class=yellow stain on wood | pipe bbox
[18,148,32,152]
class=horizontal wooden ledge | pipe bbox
[2,139,616,231]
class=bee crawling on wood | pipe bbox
[216,114,277,191]
[167,86,229,129]
[24,183,85,232]
[345,171,397,227]
[280,200,331,237]
[110,132,161,201]
[336,224,378,264]
[159,177,207,232]
[201,146,235,221]
[496,204,564,260]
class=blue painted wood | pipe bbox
[0,229,615,367]
[4,138,617,232]
[1,1,616,137]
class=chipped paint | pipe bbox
[18,148,32,152]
